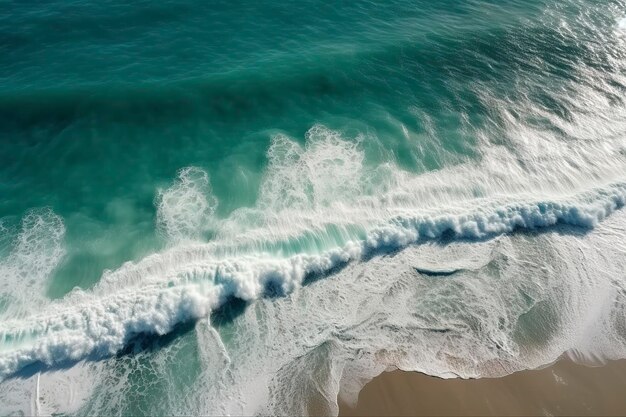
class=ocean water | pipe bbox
[1,0,626,414]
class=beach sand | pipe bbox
[339,359,626,416]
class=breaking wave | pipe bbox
[0,177,624,379]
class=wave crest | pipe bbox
[0,184,624,379]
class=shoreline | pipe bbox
[339,358,626,416]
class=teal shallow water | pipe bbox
[1,0,626,414]
[1,0,617,293]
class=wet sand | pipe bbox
[339,359,626,416]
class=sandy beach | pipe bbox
[339,359,626,416]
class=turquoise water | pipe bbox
[1,0,626,414]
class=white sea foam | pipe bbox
[258,127,365,210]
[161,209,626,416]
[0,362,99,416]
[0,209,65,317]
[155,167,218,243]
[0,182,624,381]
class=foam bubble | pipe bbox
[0,362,99,416]
[155,167,218,243]
[258,125,365,211]
[0,208,65,317]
